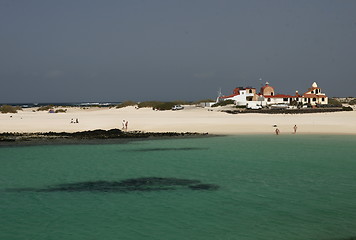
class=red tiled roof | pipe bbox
[219,94,239,99]
[233,88,241,95]
[304,87,324,95]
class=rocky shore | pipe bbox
[0,129,209,146]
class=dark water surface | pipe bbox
[1,135,356,240]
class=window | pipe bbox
[313,98,316,102]
[304,98,307,102]
[296,98,299,101]
[322,98,325,101]
[268,98,271,102]
[249,89,252,93]
[271,92,274,96]
[311,91,314,94]
[283,98,288,101]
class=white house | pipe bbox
[299,82,328,105]
[260,82,328,106]
[218,87,259,106]
[260,82,295,105]
[219,82,328,107]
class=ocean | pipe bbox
[1,102,122,108]
[1,135,356,240]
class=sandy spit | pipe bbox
[1,106,356,135]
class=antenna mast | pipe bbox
[216,88,222,102]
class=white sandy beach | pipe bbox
[1,106,356,135]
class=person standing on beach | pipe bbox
[275,128,280,135]
[122,120,125,130]
[293,125,297,134]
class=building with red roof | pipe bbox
[218,86,259,106]
[300,82,328,105]
[218,81,328,107]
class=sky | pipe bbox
[1,0,356,103]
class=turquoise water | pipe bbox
[1,135,356,240]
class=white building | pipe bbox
[219,82,328,107]
[218,87,259,106]
[299,82,328,105]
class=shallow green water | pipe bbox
[1,135,356,240]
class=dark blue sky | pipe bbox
[1,0,356,103]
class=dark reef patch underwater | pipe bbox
[7,177,219,193]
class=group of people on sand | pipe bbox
[70,118,79,124]
[122,120,128,131]
[275,125,298,135]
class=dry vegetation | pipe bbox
[116,100,193,110]
[37,105,54,111]
[116,101,137,108]
[0,105,22,113]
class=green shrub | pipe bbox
[349,99,356,105]
[212,100,235,107]
[0,105,22,113]
[235,105,246,109]
[342,106,353,111]
[297,102,304,108]
[138,101,162,108]
[328,98,342,107]
[55,109,67,113]
[37,105,54,111]
[137,101,185,110]
[116,101,138,108]
[290,100,298,106]
[154,102,177,110]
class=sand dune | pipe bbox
[1,106,356,135]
